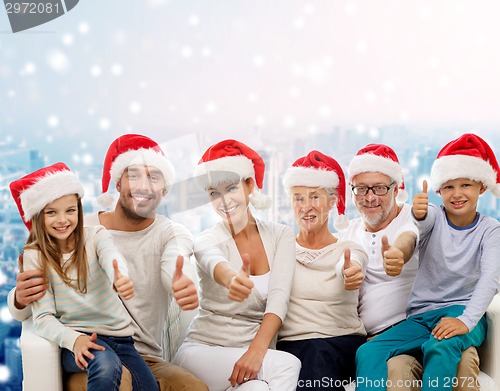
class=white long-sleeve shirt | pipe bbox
[22,225,133,351]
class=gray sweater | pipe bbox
[187,219,296,348]
[409,204,500,331]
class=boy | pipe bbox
[355,133,500,391]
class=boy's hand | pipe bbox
[73,333,105,370]
[381,235,404,277]
[113,259,134,300]
[432,317,469,340]
[228,253,254,302]
[412,180,429,220]
[172,256,199,310]
[342,248,363,290]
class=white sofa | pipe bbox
[20,295,500,391]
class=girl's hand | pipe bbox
[432,317,469,340]
[73,333,105,370]
[113,259,134,300]
[228,347,265,386]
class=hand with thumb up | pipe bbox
[342,248,363,291]
[413,180,429,220]
[113,259,134,300]
[172,256,199,311]
[228,253,254,302]
[381,235,404,277]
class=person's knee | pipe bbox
[387,354,422,383]
[89,350,122,380]
[454,346,480,391]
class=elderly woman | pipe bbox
[277,151,368,391]
[173,139,301,391]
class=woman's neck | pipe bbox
[296,224,337,249]
[227,212,256,238]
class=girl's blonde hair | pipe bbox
[19,196,88,293]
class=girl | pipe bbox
[10,162,158,391]
[173,139,301,391]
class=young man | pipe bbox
[341,143,479,391]
[8,134,207,391]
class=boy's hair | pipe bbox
[19,197,88,293]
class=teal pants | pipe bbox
[355,305,486,391]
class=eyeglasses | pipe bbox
[351,182,396,196]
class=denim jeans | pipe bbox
[62,335,158,391]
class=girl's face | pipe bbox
[43,194,79,251]
[291,186,336,233]
[207,179,254,225]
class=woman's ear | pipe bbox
[246,177,255,194]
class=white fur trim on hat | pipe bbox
[282,167,340,195]
[348,154,403,185]
[334,214,349,231]
[20,171,84,222]
[194,155,255,188]
[110,148,175,190]
[430,155,500,196]
[249,190,272,210]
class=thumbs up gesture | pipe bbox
[413,180,429,220]
[113,259,134,300]
[228,253,254,302]
[172,256,199,310]
[381,235,404,277]
[342,248,363,291]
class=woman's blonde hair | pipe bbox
[19,196,88,293]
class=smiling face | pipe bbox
[43,194,79,252]
[292,186,336,234]
[439,178,486,226]
[207,178,254,226]
[117,165,166,220]
[351,172,399,232]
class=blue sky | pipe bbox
[1,0,500,164]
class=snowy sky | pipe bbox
[1,0,500,162]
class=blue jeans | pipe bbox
[62,335,158,391]
[355,305,487,391]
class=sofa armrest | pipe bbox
[478,294,500,388]
[20,317,62,391]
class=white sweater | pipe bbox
[23,225,133,351]
[279,239,368,341]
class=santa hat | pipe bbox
[9,162,84,230]
[283,150,349,231]
[348,143,408,204]
[194,139,272,210]
[98,134,175,208]
[430,133,500,197]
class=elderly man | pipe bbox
[341,143,479,391]
[8,134,208,391]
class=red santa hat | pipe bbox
[194,139,272,210]
[283,150,349,231]
[98,134,175,208]
[430,133,500,196]
[9,162,84,230]
[348,143,408,204]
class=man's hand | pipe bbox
[413,180,429,220]
[432,317,469,340]
[15,269,48,309]
[228,254,254,302]
[342,248,363,290]
[113,259,134,300]
[381,235,405,277]
[73,333,105,370]
[172,256,199,310]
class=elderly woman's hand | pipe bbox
[342,248,364,290]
